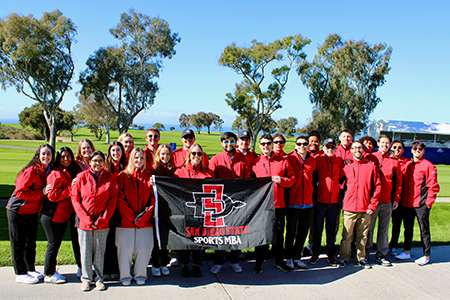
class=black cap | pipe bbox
[238,130,251,139]
[323,138,336,146]
[182,129,195,138]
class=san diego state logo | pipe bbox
[186,184,246,227]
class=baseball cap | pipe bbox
[182,129,195,138]
[238,130,251,139]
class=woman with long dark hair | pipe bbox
[7,144,54,284]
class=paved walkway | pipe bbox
[1,246,449,300]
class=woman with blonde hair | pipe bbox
[75,139,95,171]
[116,148,154,285]
[118,133,134,161]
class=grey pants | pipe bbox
[78,229,109,283]
[366,202,392,257]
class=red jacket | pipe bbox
[173,148,209,168]
[71,169,118,230]
[315,154,344,204]
[373,151,402,203]
[236,149,258,165]
[174,164,214,179]
[336,144,353,161]
[7,165,47,215]
[43,167,74,223]
[117,169,154,228]
[274,150,288,159]
[401,158,440,208]
[246,153,296,209]
[309,149,324,158]
[341,157,381,212]
[209,150,247,178]
[287,151,316,206]
[144,145,156,170]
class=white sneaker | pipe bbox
[152,267,161,277]
[16,274,39,284]
[44,274,66,284]
[395,252,411,260]
[415,256,430,266]
[231,263,242,273]
[135,277,146,285]
[169,257,179,267]
[54,271,66,280]
[76,267,82,277]
[121,278,131,286]
[210,264,223,274]
[294,259,307,269]
[286,259,295,270]
[28,271,44,280]
[160,266,170,276]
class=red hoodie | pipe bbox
[401,158,440,208]
[288,151,316,206]
[7,164,47,215]
[246,153,296,209]
[341,157,381,212]
[209,150,247,178]
[43,166,74,223]
[117,169,154,228]
[373,151,402,203]
[173,147,209,168]
[71,169,118,230]
[315,154,344,204]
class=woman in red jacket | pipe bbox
[71,151,118,291]
[42,147,81,284]
[116,148,155,285]
[150,144,176,277]
[7,144,54,284]
[103,141,127,280]
[75,139,95,171]
[118,132,134,161]
[174,144,214,278]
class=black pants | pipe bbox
[255,208,286,264]
[151,227,169,268]
[312,203,339,255]
[403,205,431,256]
[285,207,314,260]
[103,226,119,275]
[7,210,38,275]
[179,250,205,266]
[389,204,403,249]
[214,250,240,265]
[41,214,68,276]
[69,212,81,268]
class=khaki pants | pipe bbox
[340,211,371,262]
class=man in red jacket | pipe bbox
[236,130,258,164]
[173,129,209,168]
[208,132,247,274]
[247,134,296,273]
[395,141,440,266]
[308,130,324,158]
[339,141,381,269]
[144,127,161,170]
[335,129,354,160]
[366,135,402,266]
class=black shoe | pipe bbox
[253,262,263,274]
[302,247,311,257]
[358,259,371,269]
[273,262,290,273]
[192,265,202,278]
[181,266,190,278]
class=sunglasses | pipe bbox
[183,135,194,140]
[260,142,272,146]
[324,145,336,150]
[191,151,203,157]
[224,140,236,145]
[273,141,285,145]
[413,147,424,151]
[147,134,159,139]
[296,142,309,146]
[392,146,403,150]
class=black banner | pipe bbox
[154,176,275,250]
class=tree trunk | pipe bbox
[43,107,57,148]
[105,120,110,144]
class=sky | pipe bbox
[1,0,449,130]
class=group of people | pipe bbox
[6,127,440,291]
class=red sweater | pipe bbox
[209,150,247,178]
[117,169,154,228]
[373,151,402,203]
[287,151,316,206]
[401,158,440,208]
[7,165,47,215]
[315,154,344,204]
[71,170,118,230]
[174,164,214,179]
[43,167,74,223]
[173,148,209,168]
[246,153,296,209]
[341,157,381,212]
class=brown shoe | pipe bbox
[309,254,319,265]
[327,255,338,267]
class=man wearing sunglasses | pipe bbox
[310,138,344,266]
[395,141,440,266]
[285,136,317,270]
[173,129,209,168]
[365,135,402,267]
[236,131,258,165]
[208,132,247,274]
[273,133,288,158]
[339,141,381,269]
[144,127,161,169]
[336,129,354,160]
[246,134,296,274]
